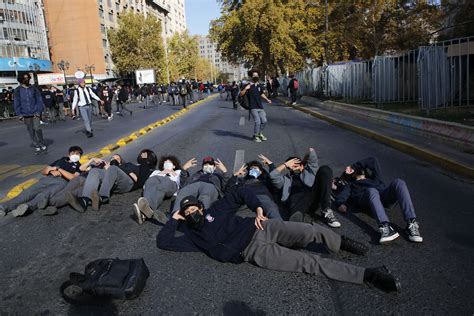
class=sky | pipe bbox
[185,0,221,36]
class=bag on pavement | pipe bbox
[60,258,150,305]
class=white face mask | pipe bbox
[163,161,174,170]
[202,164,215,174]
[70,154,81,163]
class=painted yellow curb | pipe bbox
[0,178,39,203]
[287,101,474,179]
[99,144,121,155]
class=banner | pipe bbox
[135,69,155,84]
[37,73,66,85]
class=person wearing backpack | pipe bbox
[240,70,272,143]
[13,73,47,153]
[72,79,103,138]
[287,74,299,105]
[178,79,188,108]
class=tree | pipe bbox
[194,57,214,81]
[108,11,166,81]
[167,31,200,81]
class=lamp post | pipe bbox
[57,60,70,85]
[84,64,96,84]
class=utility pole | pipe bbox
[324,0,328,65]
[57,60,70,85]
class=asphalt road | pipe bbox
[0,95,473,315]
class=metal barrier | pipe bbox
[286,36,473,110]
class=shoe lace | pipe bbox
[324,209,336,221]
[379,225,390,235]
[408,222,420,236]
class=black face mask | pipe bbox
[110,159,120,166]
[22,78,30,85]
[252,77,259,83]
[185,211,205,230]
[137,157,149,165]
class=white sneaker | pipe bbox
[406,221,423,243]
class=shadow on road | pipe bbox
[212,130,253,141]
[223,300,265,316]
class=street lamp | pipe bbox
[57,60,70,85]
[84,64,96,84]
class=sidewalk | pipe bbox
[281,96,474,179]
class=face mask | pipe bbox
[70,154,81,163]
[22,78,30,85]
[252,77,259,83]
[202,164,215,174]
[163,161,174,170]
[110,159,120,166]
[290,169,302,176]
[185,211,204,230]
[249,168,261,178]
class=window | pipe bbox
[100,24,106,34]
[99,9,104,18]
[108,12,114,21]
[102,39,108,47]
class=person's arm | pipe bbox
[334,184,352,210]
[269,164,287,189]
[71,90,79,111]
[351,157,381,180]
[305,148,319,174]
[156,214,200,252]
[41,165,57,176]
[239,84,250,96]
[89,88,102,102]
[57,168,79,181]
[260,92,272,104]
[13,88,21,117]
[34,87,44,115]
[80,158,103,171]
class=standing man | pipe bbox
[13,73,47,153]
[240,70,272,143]
[178,79,188,108]
[287,74,299,105]
[72,78,103,138]
[116,84,132,116]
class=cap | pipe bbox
[202,156,215,165]
[180,195,201,212]
[77,78,85,84]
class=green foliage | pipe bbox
[167,31,200,81]
[108,11,166,80]
[211,0,444,74]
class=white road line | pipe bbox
[233,149,245,173]
[239,116,245,126]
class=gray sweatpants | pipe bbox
[79,105,92,132]
[143,176,178,211]
[23,116,44,147]
[250,109,267,135]
[1,176,67,211]
[50,176,86,207]
[172,182,219,213]
[82,166,134,199]
[242,220,365,284]
[256,194,281,219]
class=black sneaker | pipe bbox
[86,132,93,138]
[340,235,369,256]
[99,196,110,205]
[67,193,87,213]
[364,266,401,293]
[406,220,423,243]
[90,191,100,212]
[378,223,399,244]
[322,208,341,228]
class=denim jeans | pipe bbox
[250,109,267,135]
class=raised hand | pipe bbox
[183,158,197,170]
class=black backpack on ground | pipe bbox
[60,258,150,305]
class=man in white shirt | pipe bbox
[72,79,103,138]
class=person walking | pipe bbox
[178,79,188,108]
[116,84,132,116]
[71,79,103,138]
[240,70,272,142]
[287,74,299,105]
[13,73,47,153]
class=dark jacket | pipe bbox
[13,85,44,116]
[117,88,128,103]
[182,170,228,197]
[334,157,386,206]
[41,90,56,109]
[157,187,262,263]
[119,162,154,190]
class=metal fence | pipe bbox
[284,36,473,110]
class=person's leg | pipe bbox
[50,176,85,207]
[258,110,267,132]
[58,103,65,120]
[171,182,201,213]
[98,165,134,198]
[82,168,105,199]
[23,117,39,147]
[28,177,67,210]
[250,109,261,137]
[310,166,333,211]
[196,182,219,209]
[32,116,44,146]
[379,179,416,221]
[86,105,93,130]
[256,194,282,219]
[79,106,92,133]
[242,220,365,284]
[1,178,49,211]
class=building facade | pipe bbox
[198,35,247,82]
[43,0,186,80]
[0,0,51,87]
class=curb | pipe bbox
[281,98,474,179]
[0,94,218,203]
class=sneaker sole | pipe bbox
[408,235,423,243]
[90,191,100,212]
[133,204,144,225]
[67,193,86,213]
[380,232,400,243]
[12,204,29,217]
[137,197,154,218]
[327,220,342,228]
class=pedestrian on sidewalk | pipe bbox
[157,190,401,293]
[334,157,423,244]
[13,73,47,153]
[41,86,57,123]
[99,84,114,120]
[72,79,103,138]
[53,86,66,121]
[116,84,132,116]
[240,70,272,142]
[178,79,188,108]
[287,74,299,105]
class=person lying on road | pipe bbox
[157,189,401,293]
